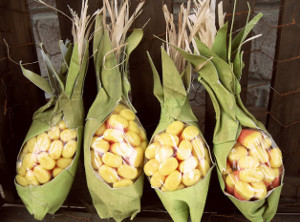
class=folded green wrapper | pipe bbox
[175,10,284,221]
[147,48,215,222]
[84,15,145,222]
[15,39,89,220]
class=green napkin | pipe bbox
[15,39,89,220]
[147,47,215,222]
[84,15,145,222]
[174,10,283,220]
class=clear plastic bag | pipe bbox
[144,121,211,192]
[90,103,147,188]
[16,120,77,186]
[224,128,283,200]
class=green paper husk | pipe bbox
[15,40,89,220]
[174,16,284,220]
[84,15,145,222]
[147,48,215,222]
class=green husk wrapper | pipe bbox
[175,13,284,220]
[147,48,215,222]
[84,15,144,222]
[15,40,89,220]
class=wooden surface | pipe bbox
[0,0,45,202]
[267,0,300,202]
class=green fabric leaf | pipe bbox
[93,14,104,90]
[40,46,64,94]
[65,44,80,98]
[180,63,192,92]
[20,64,53,94]
[122,29,143,111]
[212,22,228,60]
[174,38,283,222]
[231,12,263,59]
[147,51,163,104]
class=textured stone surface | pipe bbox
[27,0,56,10]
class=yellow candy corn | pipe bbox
[62,140,77,158]
[238,156,259,170]
[239,169,264,183]
[198,158,210,177]
[252,181,267,199]
[38,152,56,170]
[179,156,198,173]
[34,165,51,184]
[145,142,160,159]
[150,172,165,188]
[16,175,28,187]
[155,133,179,147]
[228,144,248,163]
[57,157,72,169]
[113,104,127,114]
[91,137,110,154]
[53,167,64,177]
[177,140,192,160]
[268,148,282,168]
[102,152,122,168]
[60,129,77,143]
[158,157,178,176]
[25,170,39,186]
[111,142,133,157]
[108,114,128,130]
[144,159,159,176]
[128,121,140,134]
[37,133,51,152]
[131,147,144,167]
[117,164,138,180]
[47,126,60,140]
[98,165,119,183]
[103,129,124,142]
[163,170,182,191]
[57,120,67,130]
[94,123,106,137]
[125,131,141,147]
[166,121,184,136]
[119,109,136,121]
[26,137,38,153]
[182,169,201,186]
[49,140,63,160]
[91,150,103,170]
[155,146,173,163]
[181,126,200,141]
[113,179,133,188]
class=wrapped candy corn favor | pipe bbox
[173,0,284,221]
[146,3,215,219]
[14,1,95,220]
[83,1,146,221]
[147,47,214,222]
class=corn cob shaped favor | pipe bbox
[145,3,214,221]
[83,1,146,221]
[173,0,284,221]
[14,1,96,220]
